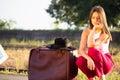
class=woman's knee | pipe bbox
[76,56,86,67]
[88,48,103,62]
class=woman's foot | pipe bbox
[98,75,105,80]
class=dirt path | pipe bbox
[0,74,28,80]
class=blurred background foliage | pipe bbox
[46,0,120,27]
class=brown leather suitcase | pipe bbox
[28,47,78,80]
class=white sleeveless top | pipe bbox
[88,31,110,54]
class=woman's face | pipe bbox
[91,11,101,26]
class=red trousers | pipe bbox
[76,47,114,80]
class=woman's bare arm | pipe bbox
[79,28,95,70]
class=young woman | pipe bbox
[76,5,114,80]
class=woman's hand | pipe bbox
[94,24,103,30]
[87,57,95,70]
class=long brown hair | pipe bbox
[89,5,112,40]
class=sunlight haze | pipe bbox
[0,0,65,30]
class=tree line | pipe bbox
[46,0,120,28]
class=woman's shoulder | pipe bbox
[82,27,90,34]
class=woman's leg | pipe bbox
[76,56,96,80]
[103,53,114,75]
[88,48,114,79]
[88,48,104,77]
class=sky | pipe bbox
[0,0,69,30]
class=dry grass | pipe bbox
[1,48,30,70]
[0,40,120,79]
